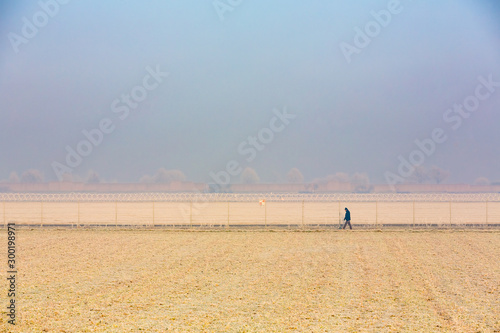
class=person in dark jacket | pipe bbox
[343,207,352,229]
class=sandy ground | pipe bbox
[1,229,499,332]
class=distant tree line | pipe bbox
[0,166,495,188]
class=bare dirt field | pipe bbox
[1,229,499,332]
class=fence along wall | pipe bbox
[1,193,500,227]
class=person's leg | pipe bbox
[349,221,352,229]
[342,221,347,229]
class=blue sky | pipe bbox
[1,0,499,184]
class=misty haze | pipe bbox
[1,0,500,189]
[1,1,500,332]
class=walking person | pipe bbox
[343,207,352,229]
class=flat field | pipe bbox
[1,230,499,332]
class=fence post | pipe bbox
[152,201,155,227]
[301,200,305,228]
[77,201,80,228]
[190,201,193,228]
[115,201,118,227]
[449,201,452,227]
[41,201,44,227]
[486,201,488,226]
[338,201,341,229]
[227,201,230,228]
[3,201,5,229]
[264,201,267,228]
[375,201,378,228]
[413,201,415,228]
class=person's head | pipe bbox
[345,207,348,211]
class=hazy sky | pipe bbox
[1,0,500,184]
